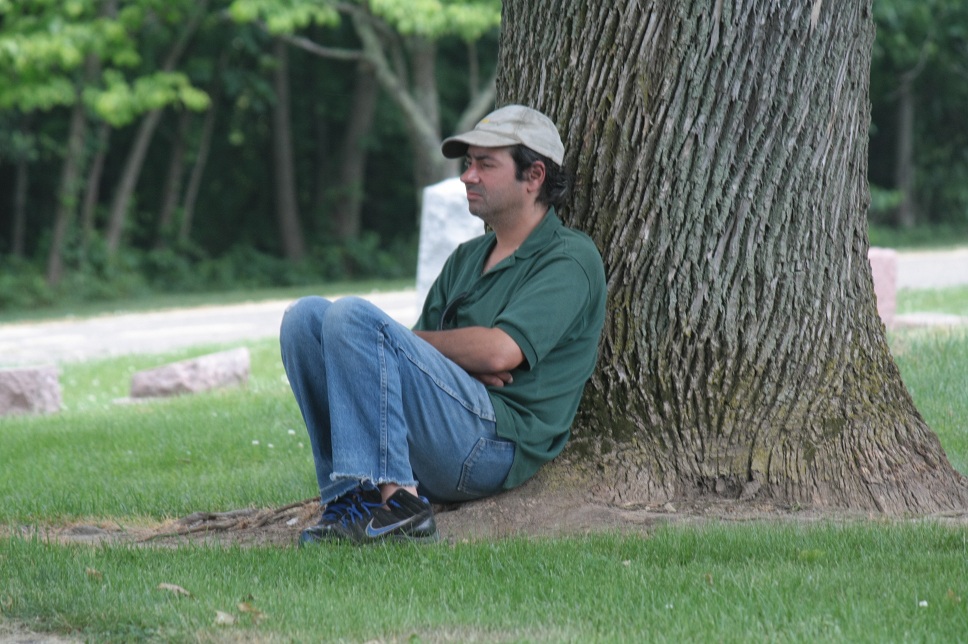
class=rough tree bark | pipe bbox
[498,0,968,513]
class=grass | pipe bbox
[868,223,968,250]
[0,293,967,641]
[2,524,966,641]
[898,285,968,317]
[0,340,313,523]
[889,328,968,474]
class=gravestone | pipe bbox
[0,365,61,416]
[130,347,250,399]
[868,247,897,327]
[415,177,484,306]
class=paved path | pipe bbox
[0,290,420,368]
[896,247,968,289]
[0,248,964,368]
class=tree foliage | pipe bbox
[0,0,210,125]
[0,0,963,310]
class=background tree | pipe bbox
[0,0,210,282]
[869,0,968,229]
[2,0,964,314]
[103,0,213,256]
[229,0,501,204]
[496,0,968,513]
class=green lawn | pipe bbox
[3,523,966,641]
[0,294,967,641]
[899,285,968,317]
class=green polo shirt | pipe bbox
[415,209,606,489]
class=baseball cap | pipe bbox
[441,105,564,165]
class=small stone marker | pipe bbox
[868,247,897,327]
[0,365,62,416]
[415,177,485,305]
[130,347,250,399]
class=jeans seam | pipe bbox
[378,323,389,481]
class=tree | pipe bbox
[229,0,501,200]
[104,0,212,255]
[0,0,210,277]
[269,39,306,261]
[870,0,968,229]
[497,0,968,513]
[330,61,379,242]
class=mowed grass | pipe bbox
[1,291,967,641]
[0,341,315,523]
[3,523,967,642]
[898,284,968,317]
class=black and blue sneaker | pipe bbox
[300,486,439,545]
[362,489,439,544]
[299,485,382,546]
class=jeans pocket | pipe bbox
[457,437,516,497]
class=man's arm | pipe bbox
[414,326,524,388]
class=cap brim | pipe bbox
[441,131,522,158]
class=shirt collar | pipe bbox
[513,207,561,259]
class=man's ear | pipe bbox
[527,161,546,192]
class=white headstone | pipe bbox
[415,178,484,307]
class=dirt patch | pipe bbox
[9,465,968,549]
[0,619,80,644]
[9,487,968,550]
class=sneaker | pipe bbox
[298,485,382,546]
[362,489,439,544]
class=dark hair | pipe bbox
[510,145,571,208]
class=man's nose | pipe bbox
[460,165,478,183]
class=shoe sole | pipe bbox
[298,529,441,546]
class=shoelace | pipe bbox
[321,489,363,522]
[322,489,383,526]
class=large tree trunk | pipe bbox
[271,39,306,262]
[499,0,968,513]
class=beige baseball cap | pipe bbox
[441,105,564,165]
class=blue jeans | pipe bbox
[279,296,515,504]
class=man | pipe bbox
[280,105,606,545]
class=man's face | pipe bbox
[460,145,528,226]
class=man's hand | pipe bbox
[471,370,514,388]
[413,326,524,385]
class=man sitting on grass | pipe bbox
[279,105,606,545]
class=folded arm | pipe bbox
[413,326,524,387]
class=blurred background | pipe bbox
[0,0,964,313]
